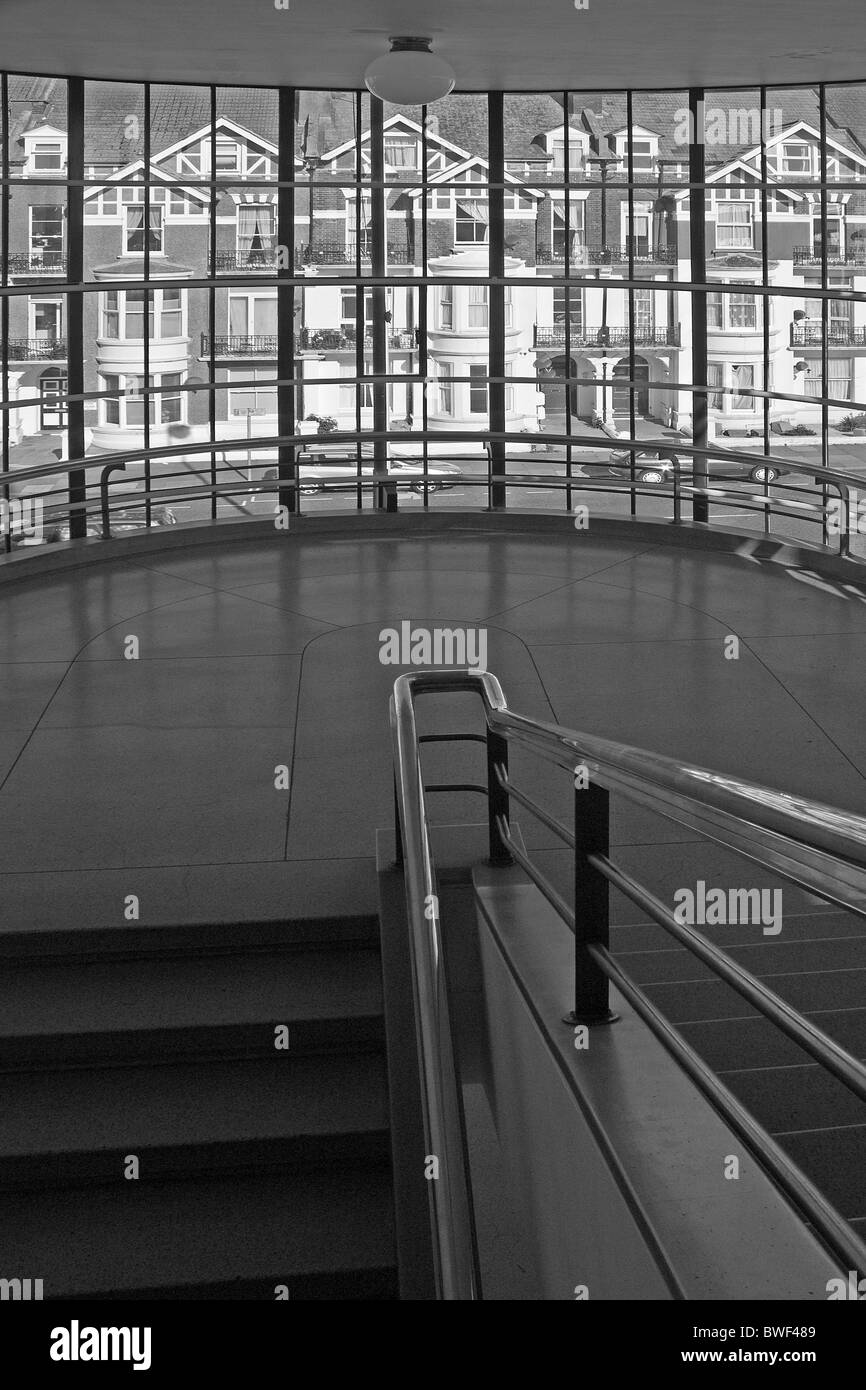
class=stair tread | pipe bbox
[0,1168,397,1295]
[0,947,383,1039]
[0,1053,389,1158]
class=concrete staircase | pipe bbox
[611,905,866,1241]
[0,915,399,1299]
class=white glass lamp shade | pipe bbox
[365,38,455,106]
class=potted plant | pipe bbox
[316,415,338,436]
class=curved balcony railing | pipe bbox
[2,425,864,562]
[790,324,866,348]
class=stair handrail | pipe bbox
[390,668,866,1296]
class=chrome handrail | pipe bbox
[390,678,482,1302]
[390,669,866,1294]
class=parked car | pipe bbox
[266,448,461,496]
[605,447,789,485]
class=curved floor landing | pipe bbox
[2,526,866,931]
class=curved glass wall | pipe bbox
[2,76,866,550]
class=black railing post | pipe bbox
[486,728,512,866]
[394,774,404,868]
[568,780,617,1025]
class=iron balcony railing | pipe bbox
[298,327,417,352]
[535,324,681,348]
[6,337,67,360]
[536,244,678,266]
[201,333,278,356]
[790,324,866,347]
[793,245,866,267]
[300,238,415,266]
[390,668,866,1299]
[215,249,281,272]
[7,251,67,275]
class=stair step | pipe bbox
[614,936,866,987]
[0,947,384,1069]
[0,1053,390,1189]
[643,968,866,1025]
[720,1062,866,1133]
[679,1009,866,1071]
[610,909,864,955]
[775,1127,866,1222]
[0,914,381,963]
[0,1166,398,1299]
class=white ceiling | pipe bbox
[2,0,865,91]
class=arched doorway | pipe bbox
[612,356,650,417]
[545,354,586,416]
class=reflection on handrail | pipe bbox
[390,669,866,1298]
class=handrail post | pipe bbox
[486,726,512,865]
[394,772,404,868]
[568,780,618,1025]
[100,461,127,539]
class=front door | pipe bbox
[612,357,650,415]
[39,373,68,429]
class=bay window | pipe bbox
[731,364,755,410]
[468,286,488,329]
[101,372,185,426]
[469,364,488,413]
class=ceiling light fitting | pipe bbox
[364,37,455,106]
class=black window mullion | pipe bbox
[209,84,217,520]
[370,97,388,509]
[1,71,9,554]
[143,82,151,527]
[819,83,830,547]
[760,85,771,532]
[689,86,708,524]
[627,89,636,517]
[564,91,572,511]
[278,86,296,514]
[355,91,363,508]
[488,91,506,510]
[66,77,86,539]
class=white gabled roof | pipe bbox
[320,112,471,167]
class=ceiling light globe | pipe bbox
[364,38,455,106]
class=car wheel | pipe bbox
[300,484,321,496]
[750,466,778,483]
[639,468,665,484]
[410,481,442,494]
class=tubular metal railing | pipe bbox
[2,427,865,557]
[390,669,866,1300]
